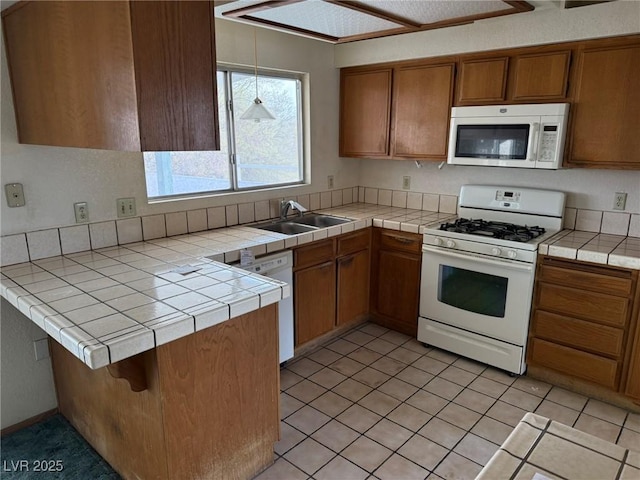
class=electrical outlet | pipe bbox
[117,198,136,217]
[5,183,25,207]
[613,192,627,211]
[402,176,411,190]
[74,202,89,223]
[328,175,334,189]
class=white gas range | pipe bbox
[418,185,565,375]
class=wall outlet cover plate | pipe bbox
[5,183,25,207]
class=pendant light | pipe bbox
[240,28,275,122]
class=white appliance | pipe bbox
[448,103,569,169]
[418,185,565,374]
[236,251,294,364]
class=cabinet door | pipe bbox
[624,313,640,400]
[567,41,640,169]
[456,57,508,105]
[373,250,421,336]
[2,1,140,150]
[392,63,455,158]
[512,51,571,101]
[337,250,370,326]
[340,68,392,157]
[130,1,219,151]
[294,262,336,346]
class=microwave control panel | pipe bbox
[538,125,559,162]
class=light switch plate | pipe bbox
[5,183,25,207]
[34,338,50,361]
[117,198,136,218]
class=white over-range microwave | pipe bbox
[447,103,569,169]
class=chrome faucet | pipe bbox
[280,199,307,220]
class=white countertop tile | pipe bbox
[8,203,636,370]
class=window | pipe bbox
[144,68,304,199]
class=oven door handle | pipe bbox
[422,245,533,272]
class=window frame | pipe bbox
[144,65,307,202]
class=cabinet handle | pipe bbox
[340,256,355,267]
[388,235,416,245]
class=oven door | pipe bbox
[419,245,534,346]
[447,116,541,168]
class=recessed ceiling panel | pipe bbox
[250,1,402,37]
[356,0,513,24]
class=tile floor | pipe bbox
[255,322,640,480]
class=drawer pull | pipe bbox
[389,236,416,245]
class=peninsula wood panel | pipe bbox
[51,343,168,479]
[624,309,640,400]
[340,68,392,157]
[51,305,279,480]
[130,1,219,151]
[511,51,571,100]
[158,304,279,480]
[567,40,640,168]
[392,63,455,158]
[2,1,140,150]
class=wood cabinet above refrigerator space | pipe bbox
[2,1,219,152]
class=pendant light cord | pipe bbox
[253,28,259,99]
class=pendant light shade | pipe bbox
[241,29,275,122]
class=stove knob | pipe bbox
[491,247,502,256]
[433,237,444,246]
[507,250,517,259]
[446,240,456,248]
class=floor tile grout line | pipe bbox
[272,322,638,479]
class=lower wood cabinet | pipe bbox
[294,229,371,347]
[370,229,422,336]
[528,256,638,394]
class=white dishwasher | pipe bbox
[235,250,294,364]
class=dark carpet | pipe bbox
[1,414,120,479]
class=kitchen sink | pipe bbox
[253,214,352,235]
[253,221,318,235]
[293,213,352,228]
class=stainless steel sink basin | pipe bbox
[253,221,318,235]
[293,213,352,228]
[252,213,352,235]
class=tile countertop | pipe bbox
[0,204,453,370]
[476,412,639,479]
[540,230,640,270]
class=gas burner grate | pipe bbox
[439,218,546,242]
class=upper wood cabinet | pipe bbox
[566,38,640,169]
[340,61,454,160]
[2,1,140,150]
[511,51,571,101]
[2,1,219,152]
[456,50,571,105]
[339,68,392,157]
[456,57,509,104]
[130,1,219,152]
[392,63,455,159]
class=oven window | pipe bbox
[455,125,529,160]
[438,265,508,317]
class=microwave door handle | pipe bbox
[529,122,540,162]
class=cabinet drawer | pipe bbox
[294,239,335,270]
[338,229,371,256]
[538,263,633,296]
[528,338,619,389]
[536,283,629,327]
[532,310,624,358]
[379,230,422,254]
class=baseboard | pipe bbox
[1,408,58,437]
